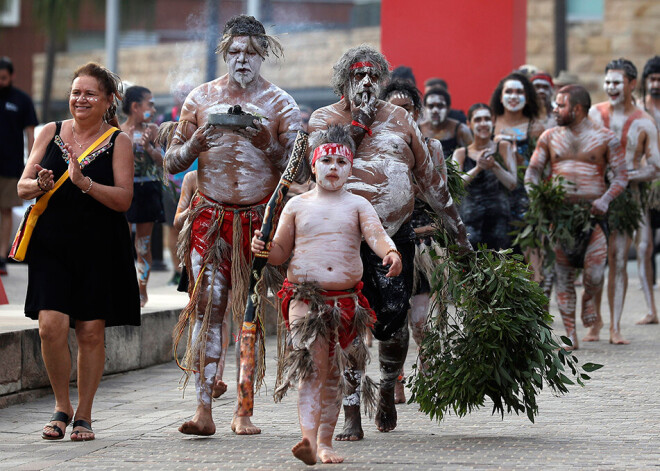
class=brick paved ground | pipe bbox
[1,264,659,470]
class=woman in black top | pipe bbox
[453,103,517,249]
[17,63,139,442]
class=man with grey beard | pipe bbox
[165,14,303,437]
[308,45,471,440]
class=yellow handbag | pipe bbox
[9,127,117,262]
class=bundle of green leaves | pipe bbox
[407,228,602,423]
[607,186,645,238]
[513,176,598,268]
[446,158,467,204]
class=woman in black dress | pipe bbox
[17,63,140,441]
[453,103,517,249]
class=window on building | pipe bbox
[0,0,20,27]
[567,0,604,22]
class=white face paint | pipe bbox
[426,94,448,125]
[347,66,381,104]
[313,153,352,191]
[226,36,263,88]
[604,70,625,106]
[502,79,526,112]
[471,109,493,138]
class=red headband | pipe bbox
[531,73,554,88]
[350,61,377,71]
[312,143,354,166]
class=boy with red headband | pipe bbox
[252,125,401,465]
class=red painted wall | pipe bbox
[381,0,527,113]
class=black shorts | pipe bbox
[127,181,165,224]
[361,222,415,341]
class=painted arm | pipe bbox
[488,140,517,190]
[628,122,660,182]
[524,130,551,191]
[410,119,471,249]
[359,200,401,277]
[173,171,198,231]
[165,94,221,174]
[251,202,295,265]
[427,138,447,183]
[592,134,628,215]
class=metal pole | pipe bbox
[106,0,120,73]
[554,0,567,75]
[247,0,261,18]
[205,0,219,82]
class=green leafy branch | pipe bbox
[407,225,603,423]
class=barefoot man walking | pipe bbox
[526,85,628,349]
[165,15,302,436]
[309,46,471,440]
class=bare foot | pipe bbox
[231,415,261,435]
[292,438,317,465]
[318,445,345,464]
[609,331,630,345]
[582,320,603,342]
[139,292,148,308]
[212,379,227,399]
[178,408,215,436]
[335,405,363,441]
[375,389,397,432]
[394,379,406,404]
[636,313,659,325]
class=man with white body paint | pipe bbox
[252,125,401,465]
[642,56,660,313]
[419,86,472,159]
[531,72,557,129]
[380,79,446,404]
[642,56,660,130]
[165,15,302,436]
[308,46,471,440]
[589,58,660,340]
[526,85,628,349]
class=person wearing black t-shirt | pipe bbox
[0,57,38,274]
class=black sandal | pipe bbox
[42,411,71,440]
[70,419,95,441]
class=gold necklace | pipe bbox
[72,121,104,149]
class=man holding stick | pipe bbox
[165,14,302,436]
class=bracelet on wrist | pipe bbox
[351,120,373,137]
[81,176,93,194]
[386,248,402,260]
[36,178,46,192]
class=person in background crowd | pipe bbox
[453,103,517,249]
[590,58,660,336]
[531,72,557,128]
[423,77,467,123]
[491,72,545,278]
[121,85,163,308]
[641,56,660,293]
[0,56,38,275]
[420,86,472,159]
